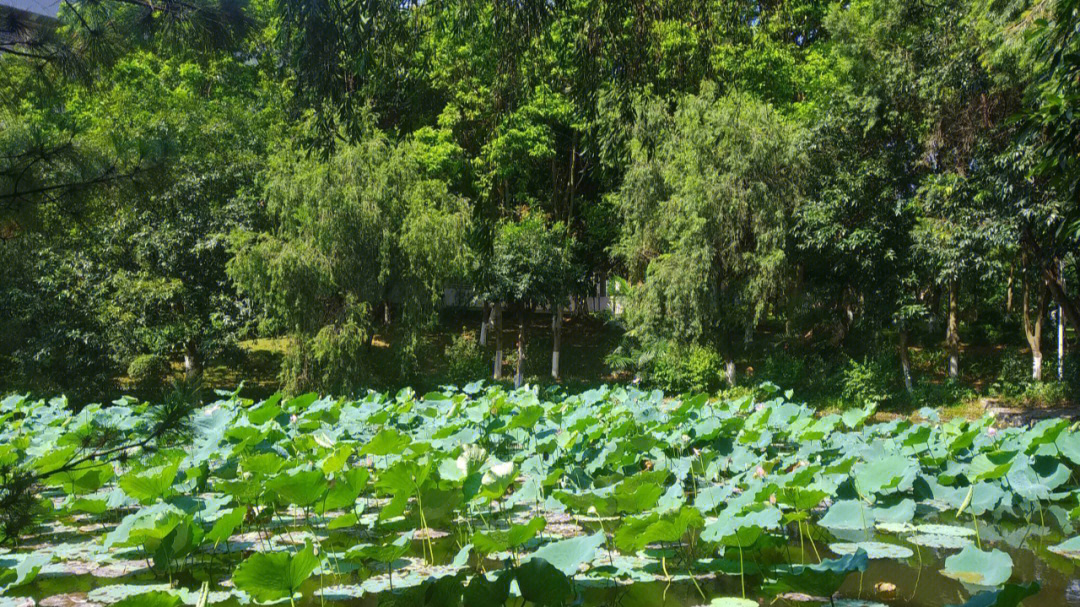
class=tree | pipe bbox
[613,85,804,385]
[482,213,575,387]
[228,128,471,393]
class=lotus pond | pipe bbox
[2,384,1080,607]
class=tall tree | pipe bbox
[614,85,804,385]
[228,128,471,393]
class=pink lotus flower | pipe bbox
[755,466,766,478]
[290,414,298,425]
[987,426,997,437]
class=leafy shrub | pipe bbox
[649,343,723,394]
[912,377,976,408]
[759,352,808,391]
[909,347,945,374]
[444,333,489,385]
[127,354,169,391]
[989,350,1030,397]
[840,355,896,406]
[1019,380,1070,406]
[1065,352,1080,400]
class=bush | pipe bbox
[127,354,169,391]
[444,333,489,386]
[1019,380,1070,406]
[759,352,808,391]
[649,343,723,394]
[1065,352,1080,400]
[990,350,1029,398]
[840,355,896,407]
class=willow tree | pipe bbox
[228,129,471,394]
[614,85,804,386]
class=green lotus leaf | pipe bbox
[88,584,174,604]
[612,470,670,513]
[514,558,574,607]
[360,428,411,456]
[206,506,246,546]
[232,542,322,603]
[462,569,513,607]
[968,452,1016,482]
[941,545,1014,587]
[764,549,869,597]
[818,500,874,530]
[855,455,916,496]
[119,463,180,504]
[0,552,49,591]
[266,469,328,507]
[945,582,1040,607]
[528,531,607,576]
[473,517,546,555]
[113,591,182,607]
[346,532,413,564]
[1048,536,1080,560]
[615,506,704,553]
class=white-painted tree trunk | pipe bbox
[725,359,736,387]
[493,303,503,380]
[899,330,913,393]
[1060,260,1067,381]
[1059,305,1066,381]
[184,340,201,380]
[479,302,490,346]
[514,306,526,389]
[551,305,562,380]
[946,281,960,379]
[1021,275,1047,381]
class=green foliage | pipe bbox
[615,85,804,353]
[228,130,471,393]
[2,384,1080,603]
[127,354,170,392]
[444,334,488,386]
[841,355,898,407]
[232,542,321,603]
[647,342,724,394]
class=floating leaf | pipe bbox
[528,531,607,576]
[941,545,1014,587]
[945,582,1040,607]
[828,542,913,560]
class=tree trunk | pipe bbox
[184,340,202,380]
[1059,258,1067,381]
[515,305,527,388]
[479,302,490,346]
[1022,228,1080,336]
[899,329,913,393]
[946,281,960,379]
[551,305,562,380]
[1022,277,1048,381]
[724,358,736,387]
[1006,263,1014,314]
[493,303,503,380]
[383,301,391,325]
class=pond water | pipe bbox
[8,514,1079,606]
